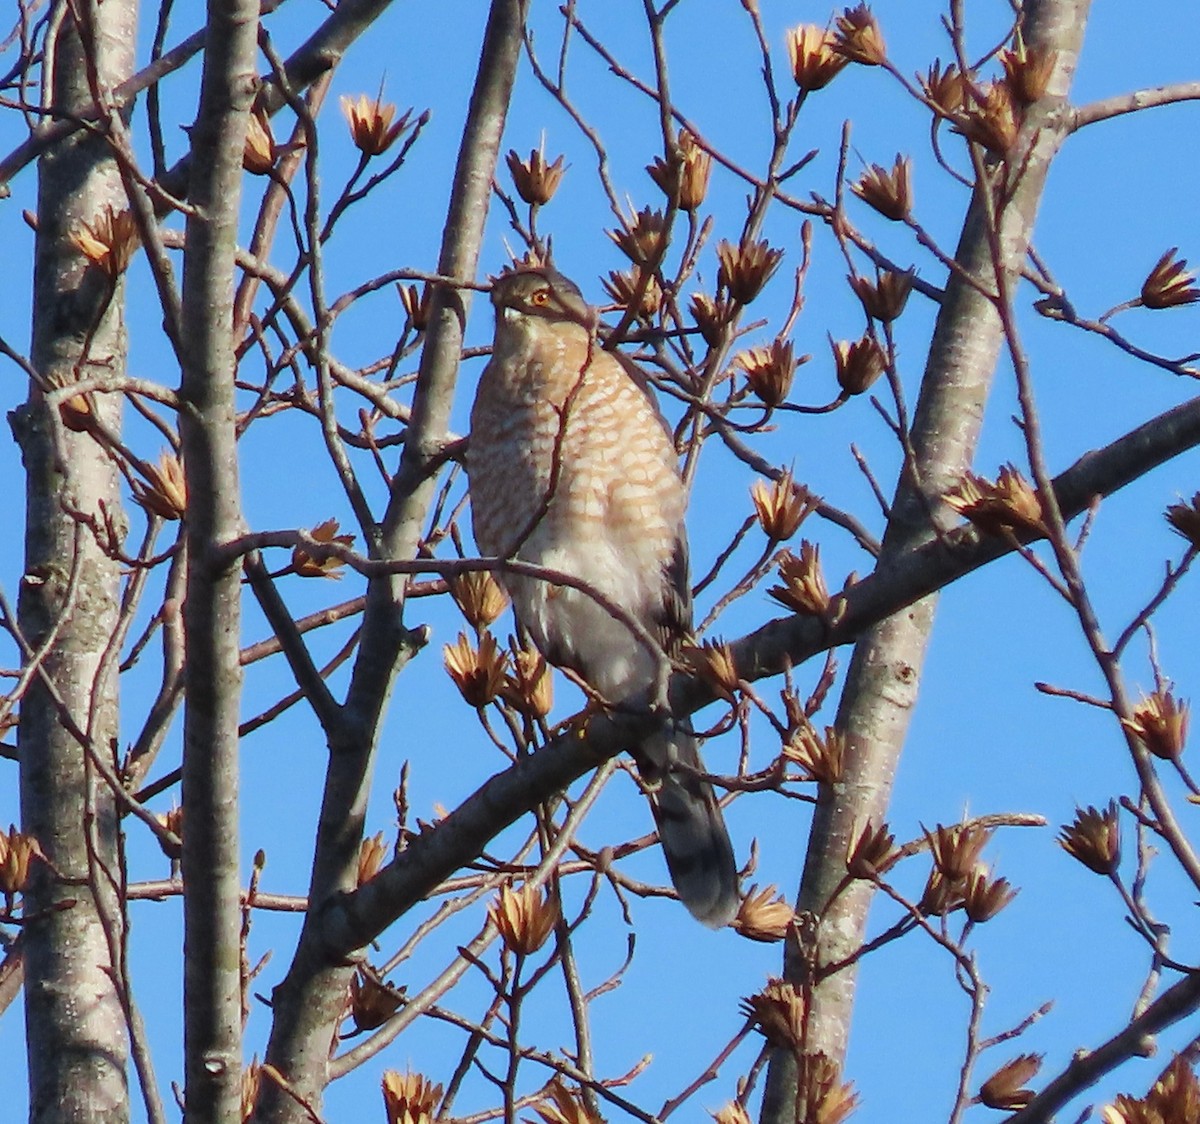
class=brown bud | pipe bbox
[528,1079,604,1124]
[980,1053,1043,1110]
[925,822,993,883]
[717,238,784,304]
[449,570,510,629]
[341,94,412,156]
[608,206,669,265]
[502,644,554,719]
[1141,248,1200,310]
[783,725,846,786]
[799,1051,859,1124]
[647,130,712,213]
[349,968,403,1032]
[751,470,821,541]
[785,24,848,92]
[918,868,965,917]
[443,631,509,708]
[381,1070,443,1124]
[962,866,1017,922]
[682,640,741,704]
[711,1104,753,1124]
[0,825,44,902]
[1102,1056,1200,1124]
[742,978,805,1051]
[848,268,915,322]
[733,884,794,943]
[243,109,292,175]
[1123,690,1189,760]
[689,291,736,348]
[831,334,887,396]
[999,34,1057,104]
[489,881,558,956]
[769,541,830,616]
[847,819,899,879]
[734,340,806,407]
[920,60,965,114]
[1059,802,1120,876]
[399,282,433,331]
[1167,493,1200,546]
[943,464,1046,536]
[292,518,354,579]
[70,205,140,277]
[833,4,886,66]
[954,82,1020,155]
[602,268,663,321]
[851,156,911,222]
[132,451,187,521]
[357,831,388,885]
[506,144,566,206]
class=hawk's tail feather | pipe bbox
[646,732,739,928]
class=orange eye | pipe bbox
[530,289,550,306]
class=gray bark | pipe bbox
[13,3,138,1122]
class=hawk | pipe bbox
[467,265,739,927]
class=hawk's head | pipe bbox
[490,266,596,332]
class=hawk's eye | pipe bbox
[530,288,550,307]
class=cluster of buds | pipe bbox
[1140,248,1200,310]
[831,334,886,396]
[921,821,1016,922]
[291,518,354,579]
[506,142,566,206]
[70,205,139,278]
[846,819,899,880]
[341,94,413,157]
[131,451,187,521]
[682,639,741,704]
[1123,689,1189,761]
[716,237,784,304]
[1166,491,1200,545]
[732,884,794,942]
[602,267,663,321]
[348,967,404,1032]
[609,206,668,266]
[784,24,847,92]
[832,3,886,66]
[449,569,510,630]
[443,631,508,708]
[852,156,911,222]
[783,724,846,786]
[381,1070,443,1124]
[943,464,1046,537]
[751,470,821,541]
[1059,801,1120,877]
[489,880,559,956]
[1101,1055,1200,1124]
[979,1054,1043,1110]
[646,130,712,213]
[0,825,43,908]
[712,1104,753,1124]
[848,267,914,323]
[734,339,805,407]
[769,541,830,616]
[742,977,806,1051]
[528,1079,604,1124]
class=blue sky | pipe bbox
[2,1,1200,1120]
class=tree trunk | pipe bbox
[14,3,138,1122]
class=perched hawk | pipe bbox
[467,265,738,926]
